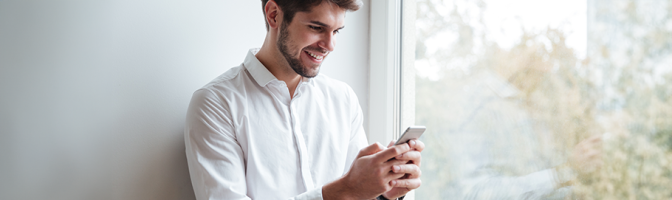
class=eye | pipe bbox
[308,25,322,31]
[333,29,340,34]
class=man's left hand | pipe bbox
[382,139,424,199]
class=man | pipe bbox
[184,0,424,199]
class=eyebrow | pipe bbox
[309,20,345,31]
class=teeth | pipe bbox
[308,52,324,60]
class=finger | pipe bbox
[357,142,385,158]
[385,158,409,167]
[391,164,421,178]
[588,135,602,143]
[408,139,425,152]
[373,143,411,163]
[391,178,422,189]
[387,140,395,148]
[386,170,406,180]
[586,152,600,159]
[395,151,421,166]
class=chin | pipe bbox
[303,70,320,78]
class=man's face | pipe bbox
[277,1,346,78]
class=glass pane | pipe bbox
[413,0,672,199]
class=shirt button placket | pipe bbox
[289,93,314,190]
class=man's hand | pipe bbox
[381,139,424,199]
[554,135,602,187]
[568,134,603,174]
[323,142,415,200]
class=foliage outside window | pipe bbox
[413,0,672,199]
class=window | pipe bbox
[405,0,672,199]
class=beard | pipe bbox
[277,21,324,78]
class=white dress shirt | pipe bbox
[185,49,368,200]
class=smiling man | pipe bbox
[184,0,423,200]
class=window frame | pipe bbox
[368,0,417,198]
[368,0,417,153]
[368,0,403,145]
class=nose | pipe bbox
[318,32,335,52]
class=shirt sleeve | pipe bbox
[461,168,564,200]
[289,188,323,200]
[185,88,251,200]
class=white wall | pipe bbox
[0,1,370,199]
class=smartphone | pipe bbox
[395,126,426,145]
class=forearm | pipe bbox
[462,169,559,200]
[322,177,359,200]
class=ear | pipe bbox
[265,0,282,30]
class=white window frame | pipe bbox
[368,0,416,151]
[368,0,417,198]
[368,0,403,145]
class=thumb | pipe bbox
[357,142,385,158]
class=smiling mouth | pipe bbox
[305,50,326,61]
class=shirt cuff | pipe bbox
[553,164,578,187]
[526,168,559,193]
[377,195,405,200]
[292,186,323,200]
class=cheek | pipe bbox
[295,32,321,47]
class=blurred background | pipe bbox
[413,0,672,199]
[0,1,369,199]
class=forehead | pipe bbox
[294,2,347,26]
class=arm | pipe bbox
[460,134,602,200]
[462,168,563,200]
[457,132,563,200]
[185,89,250,200]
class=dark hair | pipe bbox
[261,0,362,31]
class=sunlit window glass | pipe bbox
[413,0,672,199]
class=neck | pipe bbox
[256,37,303,98]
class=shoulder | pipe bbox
[190,65,253,110]
[201,66,246,91]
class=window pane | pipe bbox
[414,0,672,199]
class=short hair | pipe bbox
[261,0,363,31]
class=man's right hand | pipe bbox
[323,142,413,200]
[568,134,603,174]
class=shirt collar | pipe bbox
[244,48,277,87]
[243,48,313,87]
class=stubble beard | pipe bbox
[277,21,321,78]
